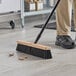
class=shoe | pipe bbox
[55,35,75,49]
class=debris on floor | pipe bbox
[9,52,14,57]
[8,51,28,61]
[18,57,26,60]
[25,56,28,59]
[18,56,28,60]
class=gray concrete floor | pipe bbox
[0,18,76,76]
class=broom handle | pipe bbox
[34,0,61,43]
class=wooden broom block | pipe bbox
[17,40,51,50]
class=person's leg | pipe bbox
[73,0,76,30]
[56,0,72,35]
[56,0,75,49]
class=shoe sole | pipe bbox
[55,41,75,49]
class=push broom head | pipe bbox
[16,40,52,59]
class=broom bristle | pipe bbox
[16,40,52,59]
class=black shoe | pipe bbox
[55,35,75,49]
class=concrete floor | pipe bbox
[0,18,76,76]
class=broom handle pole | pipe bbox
[34,0,61,43]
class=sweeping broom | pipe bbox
[16,0,60,59]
